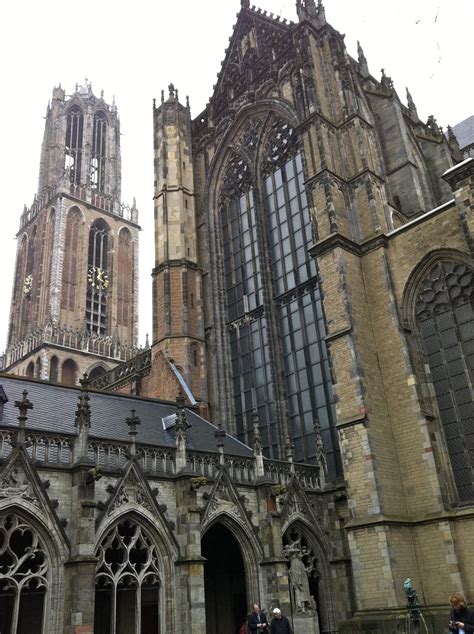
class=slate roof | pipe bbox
[0,374,252,458]
[453,116,474,150]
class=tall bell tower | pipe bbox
[4,82,140,385]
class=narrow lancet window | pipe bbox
[91,112,107,193]
[65,106,84,186]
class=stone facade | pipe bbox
[1,1,473,632]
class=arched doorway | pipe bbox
[202,523,247,634]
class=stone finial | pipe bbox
[74,374,91,461]
[380,68,393,91]
[168,83,176,99]
[296,0,317,21]
[241,0,250,8]
[186,95,190,110]
[145,333,150,349]
[14,390,33,446]
[175,390,188,470]
[426,115,441,135]
[357,41,369,78]
[126,409,141,457]
[161,90,165,104]
[406,87,419,122]
[446,125,461,153]
[316,0,326,23]
[284,434,295,473]
[250,410,264,478]
[313,418,328,485]
[215,427,226,466]
[284,436,295,464]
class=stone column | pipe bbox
[174,474,206,634]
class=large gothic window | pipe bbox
[218,117,339,472]
[415,260,474,502]
[61,208,81,312]
[117,228,133,330]
[91,111,107,193]
[65,106,84,186]
[86,219,110,335]
[0,514,49,634]
[95,519,160,634]
[220,156,279,453]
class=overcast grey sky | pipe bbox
[1,0,472,351]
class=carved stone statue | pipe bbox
[284,544,317,614]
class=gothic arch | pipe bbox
[49,356,59,383]
[61,359,78,386]
[401,249,474,502]
[94,511,176,634]
[205,98,299,210]
[401,248,472,329]
[202,512,262,607]
[25,361,34,378]
[282,518,337,634]
[0,504,67,634]
[87,362,109,381]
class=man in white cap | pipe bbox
[270,607,292,633]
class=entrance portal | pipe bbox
[202,523,247,634]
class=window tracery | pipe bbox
[95,518,160,634]
[415,260,474,502]
[91,112,107,193]
[0,513,49,634]
[218,115,339,470]
[86,220,109,335]
[65,106,83,186]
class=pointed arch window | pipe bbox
[117,228,133,329]
[0,514,49,634]
[91,111,107,193]
[262,119,338,470]
[65,106,83,186]
[220,156,278,454]
[95,518,160,634]
[86,219,110,335]
[415,260,474,502]
[62,208,82,311]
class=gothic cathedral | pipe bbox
[0,1,473,633]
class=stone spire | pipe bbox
[446,125,461,153]
[357,41,369,78]
[74,374,91,462]
[296,0,317,20]
[126,409,141,457]
[13,390,33,446]
[406,88,419,123]
[314,418,328,486]
[175,390,188,470]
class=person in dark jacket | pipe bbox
[270,608,292,634]
[449,593,474,633]
[248,603,268,633]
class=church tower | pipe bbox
[150,84,206,402]
[4,83,139,385]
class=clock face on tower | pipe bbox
[87,266,110,290]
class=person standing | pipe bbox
[449,593,474,633]
[270,608,292,634]
[248,603,268,633]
